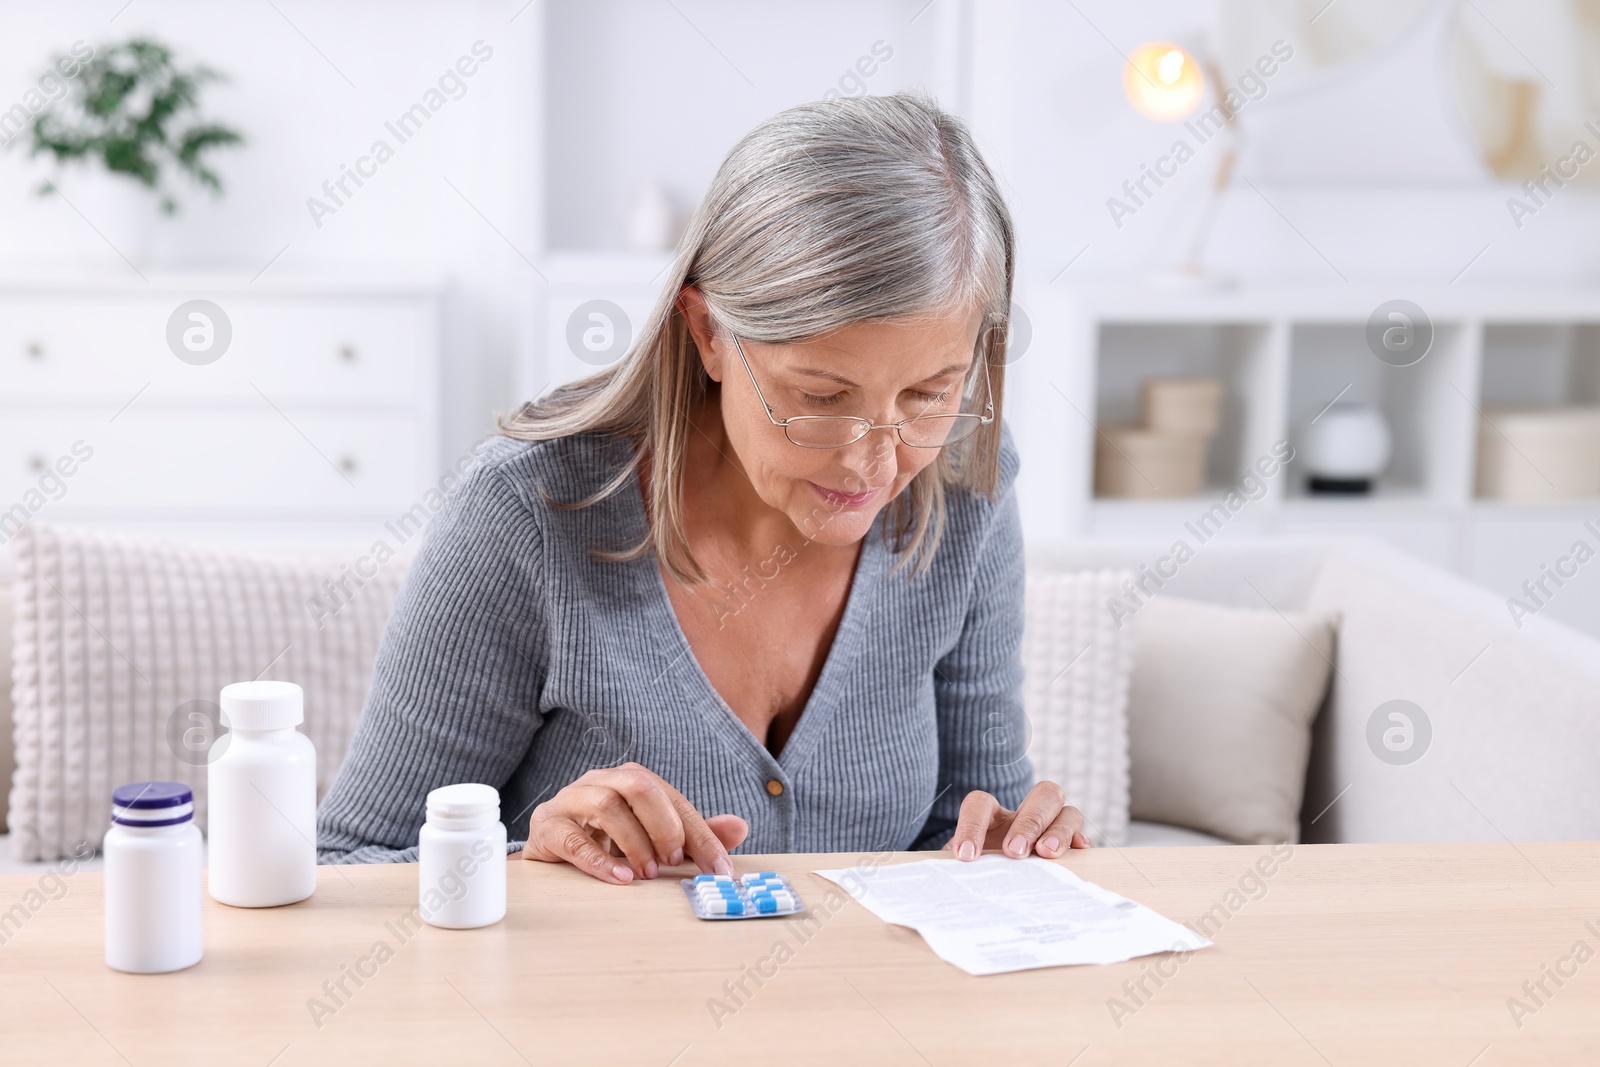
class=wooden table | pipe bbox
[3,843,1598,1065]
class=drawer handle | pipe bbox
[338,455,359,475]
[25,341,44,360]
[338,344,357,363]
[27,453,47,473]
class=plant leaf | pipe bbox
[18,36,244,212]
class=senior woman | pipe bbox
[316,92,1089,883]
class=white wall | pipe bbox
[973,0,1600,289]
[530,0,1600,290]
[542,0,961,252]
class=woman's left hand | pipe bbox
[948,782,1091,861]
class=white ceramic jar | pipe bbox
[418,783,507,929]
[1303,402,1392,494]
[207,680,317,907]
[104,781,204,973]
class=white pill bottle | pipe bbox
[104,781,204,973]
[418,783,507,929]
[207,680,317,907]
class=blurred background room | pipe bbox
[5,0,1600,622]
[4,0,1600,866]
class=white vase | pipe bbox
[623,181,677,253]
[50,171,166,270]
[1303,402,1392,495]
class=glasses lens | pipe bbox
[785,418,870,449]
[900,415,983,448]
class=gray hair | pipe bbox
[501,91,1016,582]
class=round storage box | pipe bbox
[1094,425,1208,498]
[1140,377,1224,438]
[1476,407,1600,500]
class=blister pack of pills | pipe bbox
[681,872,807,920]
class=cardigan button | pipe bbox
[765,779,784,797]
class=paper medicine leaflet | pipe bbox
[813,855,1212,976]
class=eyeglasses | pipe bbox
[730,334,995,449]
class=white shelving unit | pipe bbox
[1012,282,1600,636]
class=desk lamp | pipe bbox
[1123,41,1238,289]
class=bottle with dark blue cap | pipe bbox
[104,781,204,973]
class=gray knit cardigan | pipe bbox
[315,428,1031,863]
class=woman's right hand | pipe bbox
[522,763,749,885]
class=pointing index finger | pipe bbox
[660,780,733,876]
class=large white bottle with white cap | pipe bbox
[207,680,317,907]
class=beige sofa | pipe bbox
[4,535,1598,874]
[1046,538,1600,844]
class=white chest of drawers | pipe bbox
[0,273,442,550]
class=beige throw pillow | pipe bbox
[1127,596,1338,845]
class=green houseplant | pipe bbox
[18,38,243,215]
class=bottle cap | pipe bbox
[111,781,194,826]
[219,680,304,731]
[426,783,500,831]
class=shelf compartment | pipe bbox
[1479,323,1600,408]
[1474,322,1600,501]
[1092,321,1281,499]
[1285,320,1476,504]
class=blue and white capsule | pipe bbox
[700,897,746,916]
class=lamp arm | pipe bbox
[1179,57,1244,275]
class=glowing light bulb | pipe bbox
[1156,50,1185,85]
[1124,41,1205,121]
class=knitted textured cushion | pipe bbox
[7,523,407,862]
[1020,568,1136,847]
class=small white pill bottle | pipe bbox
[104,781,204,973]
[418,783,507,929]
[207,680,317,907]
